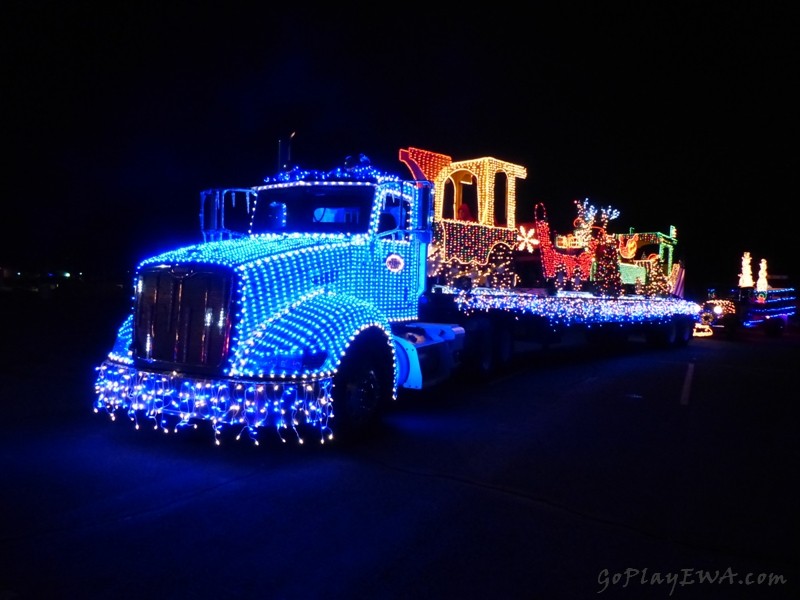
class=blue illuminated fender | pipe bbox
[104,315,134,365]
[229,292,396,383]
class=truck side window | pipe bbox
[378,212,397,233]
[381,194,410,238]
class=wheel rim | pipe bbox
[342,367,381,428]
[331,328,394,438]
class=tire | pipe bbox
[332,328,394,441]
[492,317,515,371]
[645,319,678,348]
[673,317,693,347]
[763,318,785,337]
[646,316,693,348]
[720,315,740,340]
[585,325,629,348]
[461,316,495,379]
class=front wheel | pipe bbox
[332,328,394,441]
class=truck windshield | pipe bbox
[250,184,375,234]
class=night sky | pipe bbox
[4,4,798,298]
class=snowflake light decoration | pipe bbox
[516,224,539,253]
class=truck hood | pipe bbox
[134,232,374,379]
[138,232,363,270]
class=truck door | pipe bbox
[367,190,424,321]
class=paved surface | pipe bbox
[1,289,798,599]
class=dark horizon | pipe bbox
[5,4,798,296]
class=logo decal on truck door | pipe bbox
[385,253,405,273]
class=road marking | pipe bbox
[680,362,695,405]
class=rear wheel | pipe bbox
[720,315,740,339]
[673,316,693,347]
[645,319,678,348]
[585,325,630,348]
[332,328,394,441]
[460,316,493,378]
[492,317,515,371]
[646,316,693,348]
[763,318,785,337]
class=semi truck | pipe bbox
[94,147,701,445]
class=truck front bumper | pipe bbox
[93,361,334,444]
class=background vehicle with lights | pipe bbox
[94,147,700,445]
[695,251,796,338]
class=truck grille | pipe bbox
[133,266,235,370]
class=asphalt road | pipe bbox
[1,288,798,599]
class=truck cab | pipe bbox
[95,155,458,444]
[700,285,796,337]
